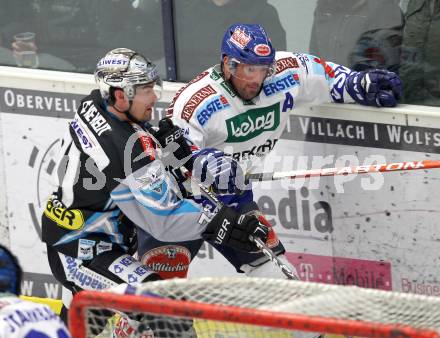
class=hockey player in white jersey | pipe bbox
[137,23,402,280]
[0,244,71,338]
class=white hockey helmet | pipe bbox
[94,48,162,101]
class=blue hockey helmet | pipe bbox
[221,23,276,66]
[0,245,22,295]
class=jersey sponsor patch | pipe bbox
[275,56,300,74]
[210,69,222,81]
[167,71,209,117]
[97,241,112,255]
[70,117,94,149]
[78,239,95,260]
[263,71,300,97]
[231,138,279,162]
[295,53,310,74]
[225,103,280,142]
[130,122,155,160]
[109,254,153,283]
[181,85,217,122]
[196,95,230,126]
[62,255,116,289]
[44,199,84,231]
[142,245,191,279]
[79,100,112,136]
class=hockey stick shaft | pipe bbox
[250,236,298,280]
[247,160,439,182]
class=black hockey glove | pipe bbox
[202,206,269,252]
[148,118,193,170]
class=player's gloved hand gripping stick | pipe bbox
[181,166,298,280]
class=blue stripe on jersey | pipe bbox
[111,188,131,195]
[53,210,122,246]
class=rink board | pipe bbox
[0,67,439,300]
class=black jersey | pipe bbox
[41,89,145,258]
[42,90,210,260]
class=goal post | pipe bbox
[69,277,440,338]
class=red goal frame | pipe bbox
[69,290,439,338]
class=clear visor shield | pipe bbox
[134,79,163,103]
[128,78,162,102]
[228,58,276,82]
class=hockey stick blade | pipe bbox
[247,160,440,182]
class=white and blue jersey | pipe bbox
[0,295,71,338]
[167,51,355,166]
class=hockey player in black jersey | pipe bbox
[41,48,269,335]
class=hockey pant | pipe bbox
[46,245,159,329]
[137,229,286,279]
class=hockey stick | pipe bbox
[247,160,440,182]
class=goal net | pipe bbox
[69,277,440,338]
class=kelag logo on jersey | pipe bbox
[262,71,300,97]
[196,95,230,126]
[225,103,280,142]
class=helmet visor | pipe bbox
[153,78,163,100]
[133,78,163,102]
[228,58,276,82]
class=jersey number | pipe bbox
[282,92,294,112]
